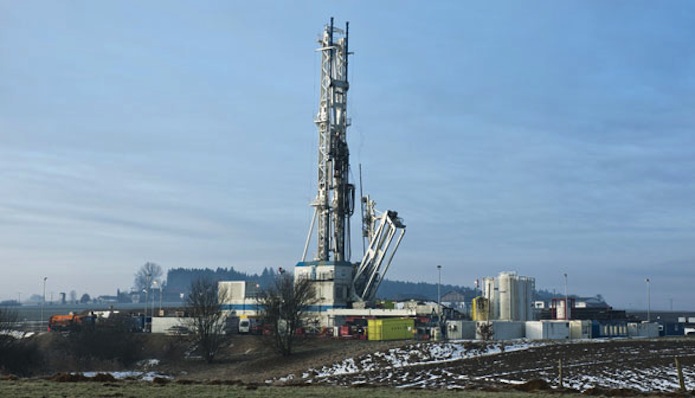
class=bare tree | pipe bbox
[477,321,495,341]
[0,307,19,351]
[133,262,163,292]
[185,277,228,363]
[258,274,316,356]
[0,307,41,375]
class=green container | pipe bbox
[367,318,415,341]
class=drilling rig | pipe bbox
[294,18,406,311]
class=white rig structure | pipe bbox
[295,18,406,312]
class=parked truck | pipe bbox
[48,313,95,332]
[48,310,142,333]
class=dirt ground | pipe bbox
[303,338,695,392]
[153,334,409,383]
[21,333,695,393]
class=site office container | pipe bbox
[569,320,592,339]
[477,321,525,340]
[445,320,476,340]
[525,321,569,340]
[627,322,659,338]
[367,318,415,341]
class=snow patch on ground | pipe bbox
[75,359,170,382]
[323,340,539,377]
[0,330,35,339]
[294,340,545,381]
[80,371,172,381]
[281,339,695,392]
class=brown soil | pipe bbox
[151,335,409,383]
[310,338,695,392]
[23,332,695,393]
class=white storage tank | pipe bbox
[484,272,535,322]
[498,273,512,321]
[482,277,498,320]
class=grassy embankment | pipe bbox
[0,379,573,398]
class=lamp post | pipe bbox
[145,273,151,329]
[437,265,442,316]
[41,277,47,329]
[151,281,156,318]
[159,283,163,316]
[563,273,568,321]
[143,289,148,319]
[646,278,651,322]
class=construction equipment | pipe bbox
[48,313,95,332]
[352,197,405,302]
[295,18,405,309]
[48,310,142,333]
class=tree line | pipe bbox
[153,265,580,305]
[165,266,476,302]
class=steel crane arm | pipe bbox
[351,210,406,303]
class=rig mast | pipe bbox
[297,19,405,310]
[304,17,354,263]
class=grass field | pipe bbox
[0,379,572,398]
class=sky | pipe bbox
[1,1,694,310]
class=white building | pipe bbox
[218,281,261,317]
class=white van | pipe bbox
[239,319,251,334]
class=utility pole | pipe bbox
[646,278,651,322]
[437,265,442,315]
[563,273,568,321]
[41,277,47,330]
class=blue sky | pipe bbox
[1,1,694,310]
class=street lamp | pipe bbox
[646,278,651,322]
[145,273,151,328]
[563,273,568,321]
[143,289,149,319]
[151,281,156,318]
[41,277,47,330]
[437,265,442,315]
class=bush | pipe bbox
[0,308,43,376]
[0,339,43,376]
[63,316,141,369]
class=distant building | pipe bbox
[218,281,261,316]
[441,290,466,312]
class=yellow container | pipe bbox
[367,318,415,341]
[471,297,490,321]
